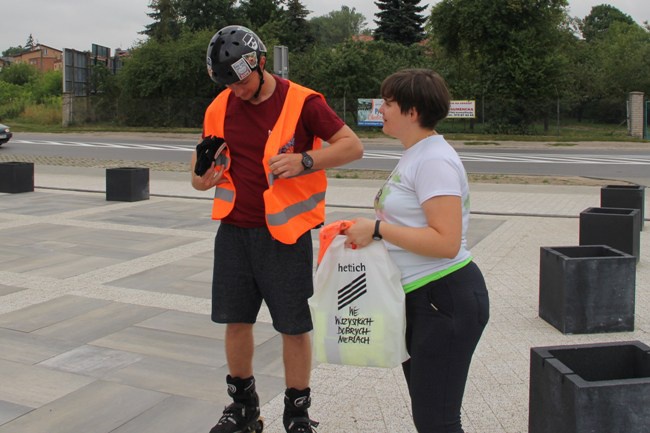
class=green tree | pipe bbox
[584,21,650,122]
[239,0,283,29]
[290,39,429,122]
[0,62,39,86]
[580,4,635,42]
[310,6,367,46]
[277,0,314,52]
[374,0,426,45]
[550,10,649,124]
[25,34,36,50]
[2,46,26,57]
[117,29,216,126]
[141,0,182,42]
[88,65,117,95]
[176,0,241,32]
[429,0,569,133]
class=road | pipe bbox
[2,132,649,185]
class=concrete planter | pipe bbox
[106,167,150,202]
[0,162,34,193]
[601,184,645,230]
[579,206,641,262]
[538,245,635,334]
[529,341,650,433]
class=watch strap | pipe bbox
[373,220,382,240]
[300,151,313,169]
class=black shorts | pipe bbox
[211,223,314,335]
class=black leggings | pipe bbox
[402,261,489,433]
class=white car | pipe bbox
[0,123,12,145]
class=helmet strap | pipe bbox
[252,68,265,100]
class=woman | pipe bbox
[344,68,490,433]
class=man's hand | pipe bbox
[191,161,225,191]
[194,136,226,176]
[268,152,305,178]
[190,136,226,191]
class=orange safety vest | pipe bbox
[203,81,328,245]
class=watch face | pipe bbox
[302,152,313,169]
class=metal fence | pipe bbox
[76,93,634,137]
[646,100,649,139]
[328,95,631,136]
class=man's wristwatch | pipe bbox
[301,152,314,170]
[372,220,383,241]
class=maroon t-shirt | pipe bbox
[215,75,344,227]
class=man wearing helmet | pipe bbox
[191,25,363,433]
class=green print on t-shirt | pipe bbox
[375,171,400,212]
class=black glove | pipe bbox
[194,136,226,176]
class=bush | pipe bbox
[18,96,62,125]
[0,99,25,120]
[0,81,26,120]
[31,70,63,103]
[0,62,39,86]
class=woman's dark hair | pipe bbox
[380,68,450,129]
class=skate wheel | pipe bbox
[255,417,264,432]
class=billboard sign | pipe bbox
[63,48,89,96]
[357,98,384,127]
[92,43,111,66]
[449,100,476,118]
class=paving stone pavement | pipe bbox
[0,164,648,433]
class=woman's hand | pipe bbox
[344,217,376,249]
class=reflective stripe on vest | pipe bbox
[203,91,235,216]
[204,81,328,244]
[212,152,233,202]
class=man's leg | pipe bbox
[226,323,255,378]
[282,332,318,432]
[282,332,311,388]
[209,323,261,433]
[250,229,316,432]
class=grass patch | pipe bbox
[327,169,386,180]
[8,120,202,135]
[18,104,62,125]
[463,141,500,146]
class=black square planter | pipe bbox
[579,206,641,262]
[106,167,150,202]
[539,245,635,334]
[0,161,34,193]
[529,341,650,433]
[601,184,645,230]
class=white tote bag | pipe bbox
[310,235,409,368]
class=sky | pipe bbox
[1,1,649,55]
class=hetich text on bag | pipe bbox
[337,262,366,272]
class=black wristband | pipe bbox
[372,220,382,241]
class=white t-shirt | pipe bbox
[374,134,472,287]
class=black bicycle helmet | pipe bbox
[206,25,267,85]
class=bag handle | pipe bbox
[317,220,353,264]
